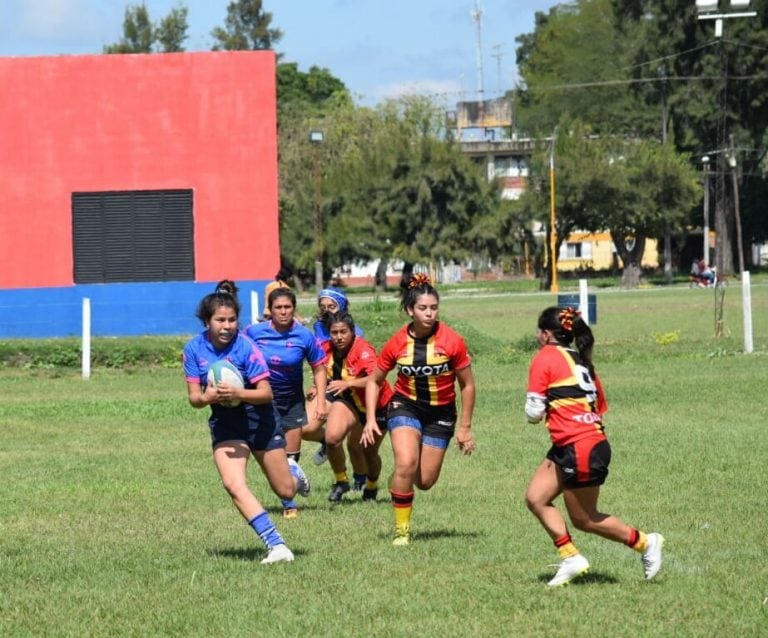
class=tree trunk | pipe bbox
[714,169,734,276]
[400,262,415,289]
[374,258,389,293]
[611,231,647,288]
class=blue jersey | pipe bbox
[182,330,270,388]
[245,320,326,400]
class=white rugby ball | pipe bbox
[207,360,245,407]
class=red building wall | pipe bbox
[0,51,279,289]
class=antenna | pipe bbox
[491,43,504,95]
[471,0,484,99]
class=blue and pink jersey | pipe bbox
[182,330,270,388]
[245,320,326,400]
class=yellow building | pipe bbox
[557,231,659,272]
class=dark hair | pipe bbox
[274,266,292,282]
[322,311,356,335]
[195,279,240,325]
[399,273,439,312]
[268,286,296,311]
[538,306,595,374]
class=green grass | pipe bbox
[1,283,767,637]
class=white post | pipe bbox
[578,278,590,325]
[82,297,91,380]
[251,289,259,325]
[742,271,753,353]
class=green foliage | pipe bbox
[210,0,282,51]
[0,337,186,369]
[103,3,188,54]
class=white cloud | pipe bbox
[16,0,98,39]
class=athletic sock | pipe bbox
[365,479,379,491]
[248,511,285,549]
[390,490,414,528]
[628,528,648,552]
[353,472,367,485]
[554,533,580,560]
[334,470,349,483]
[287,451,301,463]
[281,499,297,510]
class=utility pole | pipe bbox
[471,0,484,99]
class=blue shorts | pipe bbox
[208,403,286,452]
[272,395,308,432]
[386,394,456,450]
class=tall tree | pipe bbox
[515,0,655,136]
[104,3,189,54]
[613,0,768,275]
[521,121,700,286]
[104,4,154,54]
[155,4,189,52]
[211,0,282,51]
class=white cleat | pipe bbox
[547,554,590,587]
[260,544,294,565]
[642,533,665,580]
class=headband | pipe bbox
[318,287,348,312]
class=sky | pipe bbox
[0,0,559,106]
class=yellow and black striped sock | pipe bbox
[334,470,349,484]
[365,479,379,491]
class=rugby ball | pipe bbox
[207,360,245,408]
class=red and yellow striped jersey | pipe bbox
[377,322,471,406]
[527,344,607,446]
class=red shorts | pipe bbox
[546,436,611,488]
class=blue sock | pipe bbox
[248,511,285,549]
[281,499,297,510]
[353,472,367,486]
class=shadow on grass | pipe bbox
[207,547,307,561]
[377,527,483,542]
[535,571,619,586]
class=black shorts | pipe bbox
[386,393,456,450]
[547,436,611,488]
[326,392,387,429]
[272,395,308,432]
[209,403,286,452]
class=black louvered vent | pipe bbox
[72,190,194,283]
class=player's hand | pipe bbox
[315,399,328,422]
[455,428,475,456]
[360,421,382,448]
[327,380,347,396]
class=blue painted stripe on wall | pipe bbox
[0,281,268,338]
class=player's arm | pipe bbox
[311,363,328,420]
[361,367,387,447]
[186,380,217,408]
[237,377,273,405]
[455,365,476,455]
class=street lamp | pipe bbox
[309,130,324,292]
[701,155,710,266]
[696,0,757,37]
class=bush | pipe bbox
[0,337,187,369]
